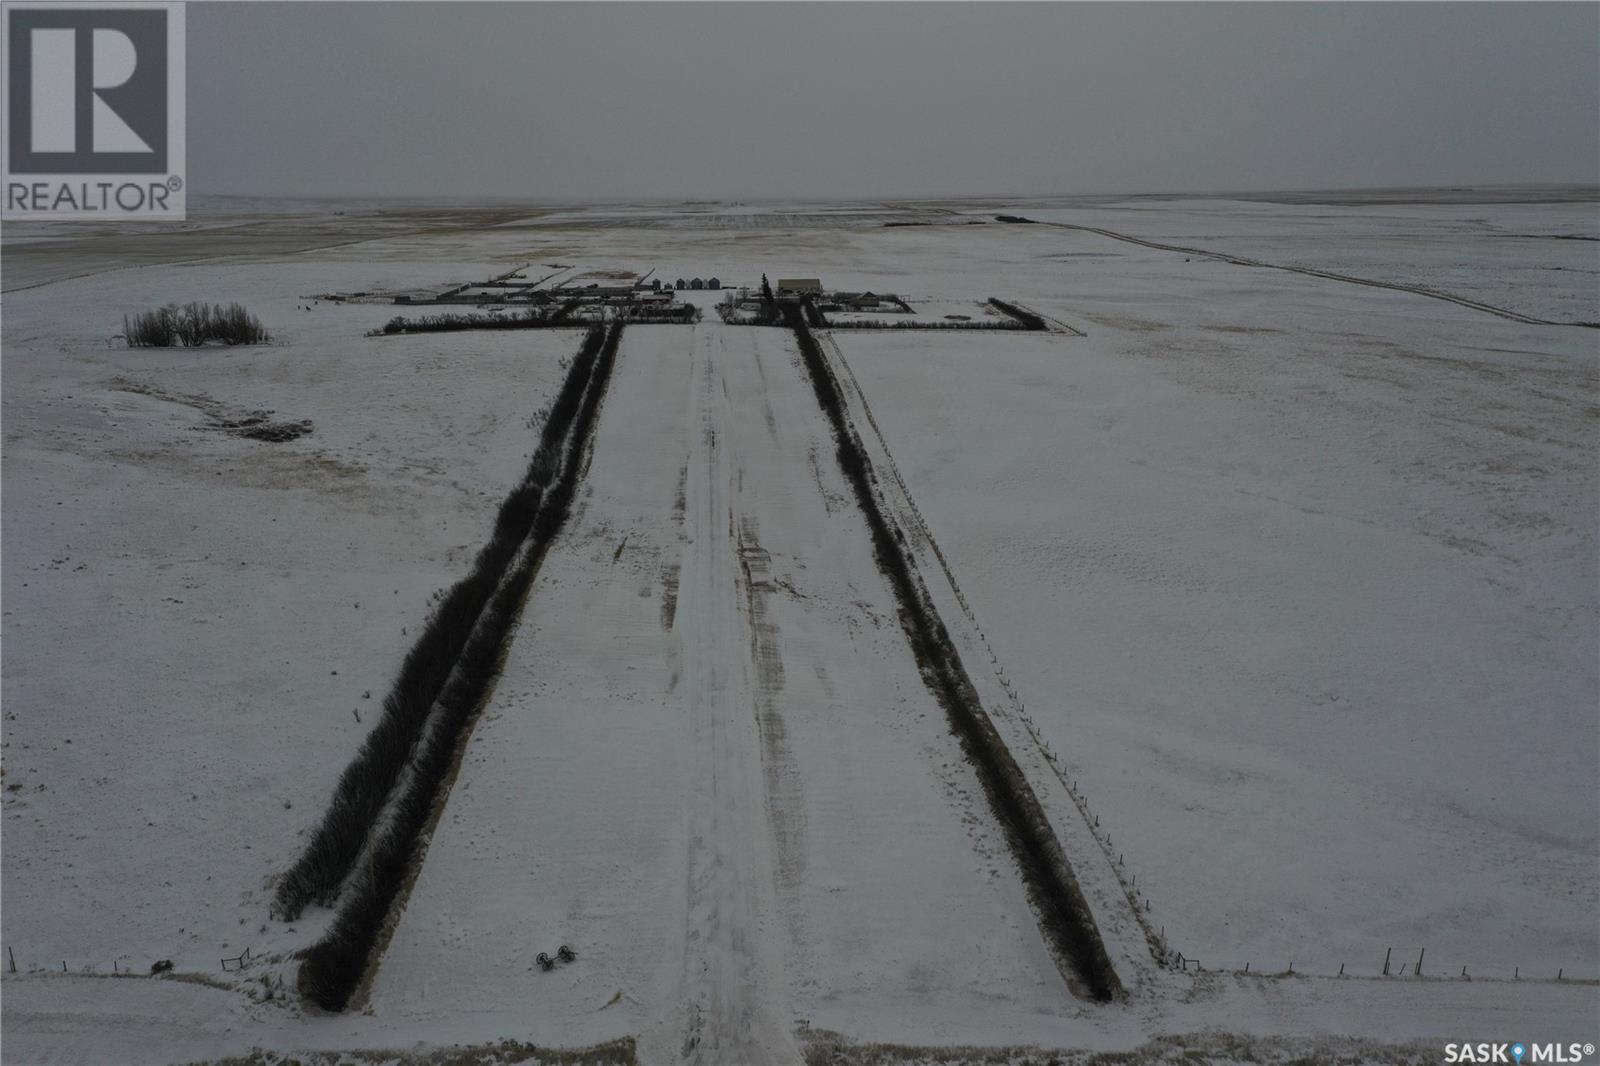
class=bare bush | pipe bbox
[124,303,269,347]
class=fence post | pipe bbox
[1383,947,1391,976]
[1414,948,1425,976]
[6,946,14,974]
[1339,963,1345,976]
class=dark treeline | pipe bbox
[125,302,269,347]
[986,298,1048,330]
[615,304,698,323]
[274,325,608,925]
[783,301,1120,1002]
[755,275,781,325]
[994,214,1038,224]
[546,297,584,323]
[293,323,625,1012]
[372,307,581,336]
[374,297,695,334]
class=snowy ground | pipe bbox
[1018,197,1600,324]
[2,191,1595,1063]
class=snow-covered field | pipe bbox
[1019,197,1600,324]
[2,191,1595,1063]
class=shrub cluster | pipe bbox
[785,301,1120,1002]
[124,303,269,347]
[292,323,625,1013]
[986,298,1047,331]
[273,326,608,924]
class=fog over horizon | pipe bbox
[191,2,1599,202]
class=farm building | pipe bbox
[690,278,705,290]
[707,277,721,289]
[829,290,909,313]
[835,291,897,310]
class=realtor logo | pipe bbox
[3,1,185,218]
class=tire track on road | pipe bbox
[736,514,807,892]
[662,327,800,1066]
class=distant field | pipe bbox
[2,191,1595,1063]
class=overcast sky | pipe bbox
[188,2,1599,201]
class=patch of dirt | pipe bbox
[1079,313,1173,333]
[212,415,314,442]
[660,462,688,629]
[194,1036,638,1066]
[797,1029,1438,1065]
[110,380,313,443]
[736,515,807,889]
[659,561,681,630]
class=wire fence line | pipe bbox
[1166,946,1594,985]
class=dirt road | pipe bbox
[368,323,1084,1057]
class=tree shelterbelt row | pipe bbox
[277,323,626,1012]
